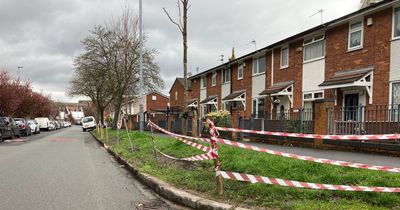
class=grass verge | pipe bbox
[93,128,400,209]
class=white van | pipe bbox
[34,117,51,131]
[81,116,96,132]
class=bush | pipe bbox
[206,110,232,127]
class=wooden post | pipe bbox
[124,117,135,153]
[106,125,109,145]
[149,123,158,163]
[206,118,223,196]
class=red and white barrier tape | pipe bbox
[148,121,211,143]
[217,171,400,193]
[155,148,215,162]
[214,137,400,173]
[215,127,400,141]
[147,122,211,153]
[148,121,400,173]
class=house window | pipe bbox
[348,21,363,50]
[253,56,266,75]
[393,82,400,105]
[152,95,157,101]
[303,91,324,101]
[211,72,217,86]
[222,68,231,83]
[175,91,178,101]
[303,35,325,62]
[394,7,400,38]
[201,76,207,89]
[280,46,289,68]
[238,62,244,80]
[252,98,265,118]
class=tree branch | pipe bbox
[163,8,183,34]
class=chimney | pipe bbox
[360,0,383,9]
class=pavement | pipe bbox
[154,132,400,168]
[0,126,184,210]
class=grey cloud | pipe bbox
[0,0,359,101]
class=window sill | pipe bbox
[280,66,289,70]
[237,78,243,81]
[252,72,265,77]
[303,56,325,64]
[347,46,363,53]
[221,81,231,85]
[392,36,400,42]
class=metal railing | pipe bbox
[240,108,314,134]
[327,105,400,135]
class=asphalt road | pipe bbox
[0,126,182,210]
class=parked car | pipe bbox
[0,117,15,141]
[27,120,40,134]
[35,117,51,131]
[14,118,31,136]
[48,121,56,131]
[81,116,96,132]
[0,117,20,138]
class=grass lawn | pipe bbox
[94,128,400,209]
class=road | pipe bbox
[0,126,183,210]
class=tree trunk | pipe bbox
[112,96,123,130]
[182,0,188,135]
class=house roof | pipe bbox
[222,89,246,101]
[319,66,374,87]
[169,77,192,94]
[260,80,294,95]
[200,95,218,104]
[188,0,395,80]
[187,98,198,105]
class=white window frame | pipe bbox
[211,72,217,87]
[201,76,207,89]
[222,68,231,84]
[175,91,178,101]
[237,62,244,80]
[280,46,289,69]
[152,95,157,101]
[393,6,400,40]
[303,91,324,102]
[303,34,325,63]
[348,20,364,51]
[252,56,266,76]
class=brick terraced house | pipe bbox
[178,0,400,135]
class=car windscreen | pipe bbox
[82,118,93,123]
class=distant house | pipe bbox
[120,91,169,130]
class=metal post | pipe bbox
[139,0,144,132]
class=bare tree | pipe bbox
[164,0,190,135]
[68,26,115,125]
[70,6,164,129]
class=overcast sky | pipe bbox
[0,0,360,102]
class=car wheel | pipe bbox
[82,128,86,132]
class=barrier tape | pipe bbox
[154,147,215,162]
[147,121,211,153]
[148,121,400,173]
[215,127,400,141]
[217,171,400,193]
[213,137,400,173]
[148,121,211,143]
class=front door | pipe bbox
[344,93,359,121]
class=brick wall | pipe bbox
[206,69,222,109]
[325,8,392,105]
[190,77,200,110]
[272,41,304,109]
[146,92,169,111]
[231,58,254,117]
[169,80,185,108]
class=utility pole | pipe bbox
[139,0,144,132]
[17,66,23,79]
